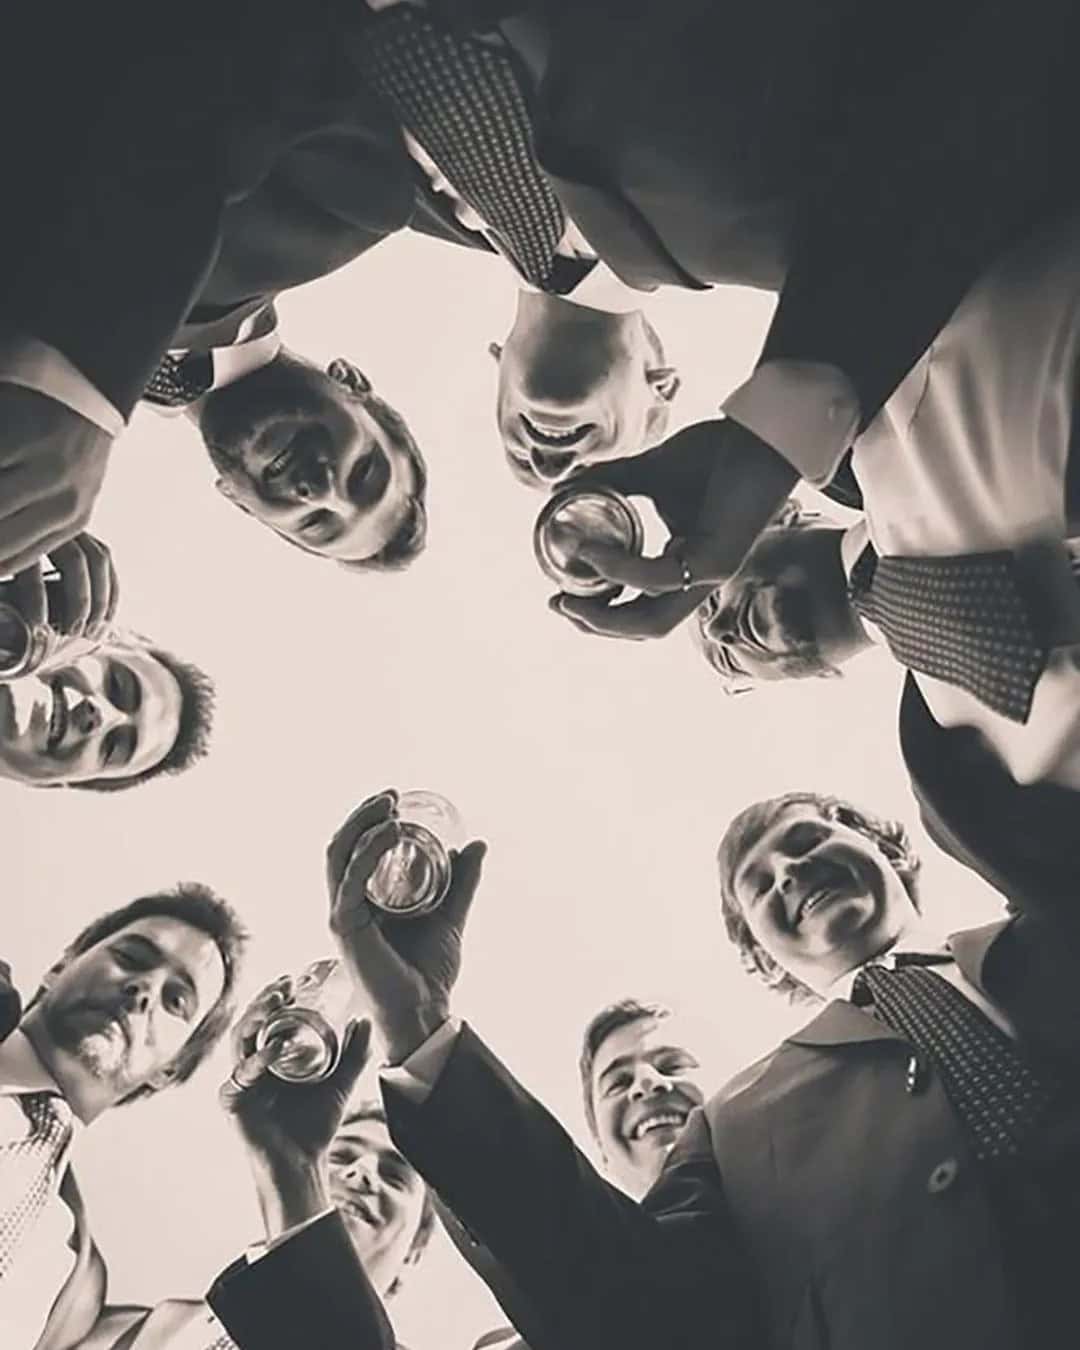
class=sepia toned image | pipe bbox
[2,4,1079,1349]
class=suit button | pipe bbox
[927,1158,959,1194]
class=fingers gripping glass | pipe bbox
[256,959,358,1083]
[360,790,465,918]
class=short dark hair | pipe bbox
[43,884,246,1102]
[341,1101,437,1298]
[578,999,671,1143]
[70,645,215,793]
[717,792,922,1004]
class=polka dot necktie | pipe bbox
[356,6,567,291]
[144,351,215,409]
[851,962,1054,1160]
[849,545,1048,724]
[0,1092,73,1277]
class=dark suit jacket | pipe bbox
[899,675,1080,938]
[383,918,1076,1350]
[173,82,493,356]
[489,0,1080,429]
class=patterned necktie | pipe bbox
[356,7,567,291]
[851,962,1055,1159]
[144,352,214,409]
[849,546,1047,723]
[0,1092,73,1277]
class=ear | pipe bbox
[487,341,503,363]
[326,358,373,398]
[646,366,681,403]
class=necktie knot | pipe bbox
[144,352,214,409]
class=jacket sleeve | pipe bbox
[762,0,1080,429]
[383,1024,759,1350]
[207,1212,396,1350]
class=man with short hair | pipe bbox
[0,885,246,1348]
[97,979,440,1350]
[0,635,214,792]
[328,789,1080,1350]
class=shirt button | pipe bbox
[927,1158,960,1194]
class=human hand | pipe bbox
[549,418,798,640]
[220,977,374,1171]
[326,790,487,1064]
[2,532,119,641]
[0,388,113,576]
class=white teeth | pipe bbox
[633,1111,685,1140]
[6,680,39,737]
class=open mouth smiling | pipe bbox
[45,680,68,753]
[519,414,595,448]
[629,1107,689,1142]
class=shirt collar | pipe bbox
[823,923,953,1003]
[0,1028,64,1096]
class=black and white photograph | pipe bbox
[2,2,1079,1347]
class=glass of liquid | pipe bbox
[533,486,645,599]
[0,574,105,679]
[363,790,465,919]
[255,958,359,1083]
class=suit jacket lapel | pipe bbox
[785,997,906,1050]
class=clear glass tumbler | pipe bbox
[255,958,359,1083]
[363,790,465,918]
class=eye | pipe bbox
[299,509,337,543]
[782,822,829,855]
[603,1074,631,1097]
[657,1055,697,1077]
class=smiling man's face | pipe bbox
[588,1014,704,1198]
[729,804,916,992]
[0,641,182,787]
[199,356,427,567]
[328,1110,428,1295]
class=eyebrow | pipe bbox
[113,933,199,1005]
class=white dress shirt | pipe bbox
[844,211,1080,789]
[0,1030,82,1350]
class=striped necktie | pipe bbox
[0,1092,73,1277]
[356,7,568,291]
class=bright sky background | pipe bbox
[5,232,1004,1349]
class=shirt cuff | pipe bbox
[0,333,125,437]
[244,1208,335,1265]
[721,360,861,487]
[379,1017,462,1104]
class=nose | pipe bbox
[707,601,740,642]
[341,1156,378,1192]
[72,693,124,739]
[629,1065,667,1100]
[122,976,153,1014]
[294,457,332,501]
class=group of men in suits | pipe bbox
[5,0,1080,588]
[252,784,1075,1350]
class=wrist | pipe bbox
[249,1153,330,1240]
[378,1001,450,1066]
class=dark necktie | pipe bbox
[144,352,214,409]
[0,1092,73,1276]
[356,7,568,291]
[851,962,1055,1159]
[849,546,1048,723]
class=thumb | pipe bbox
[439,840,488,937]
[333,1017,374,1092]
